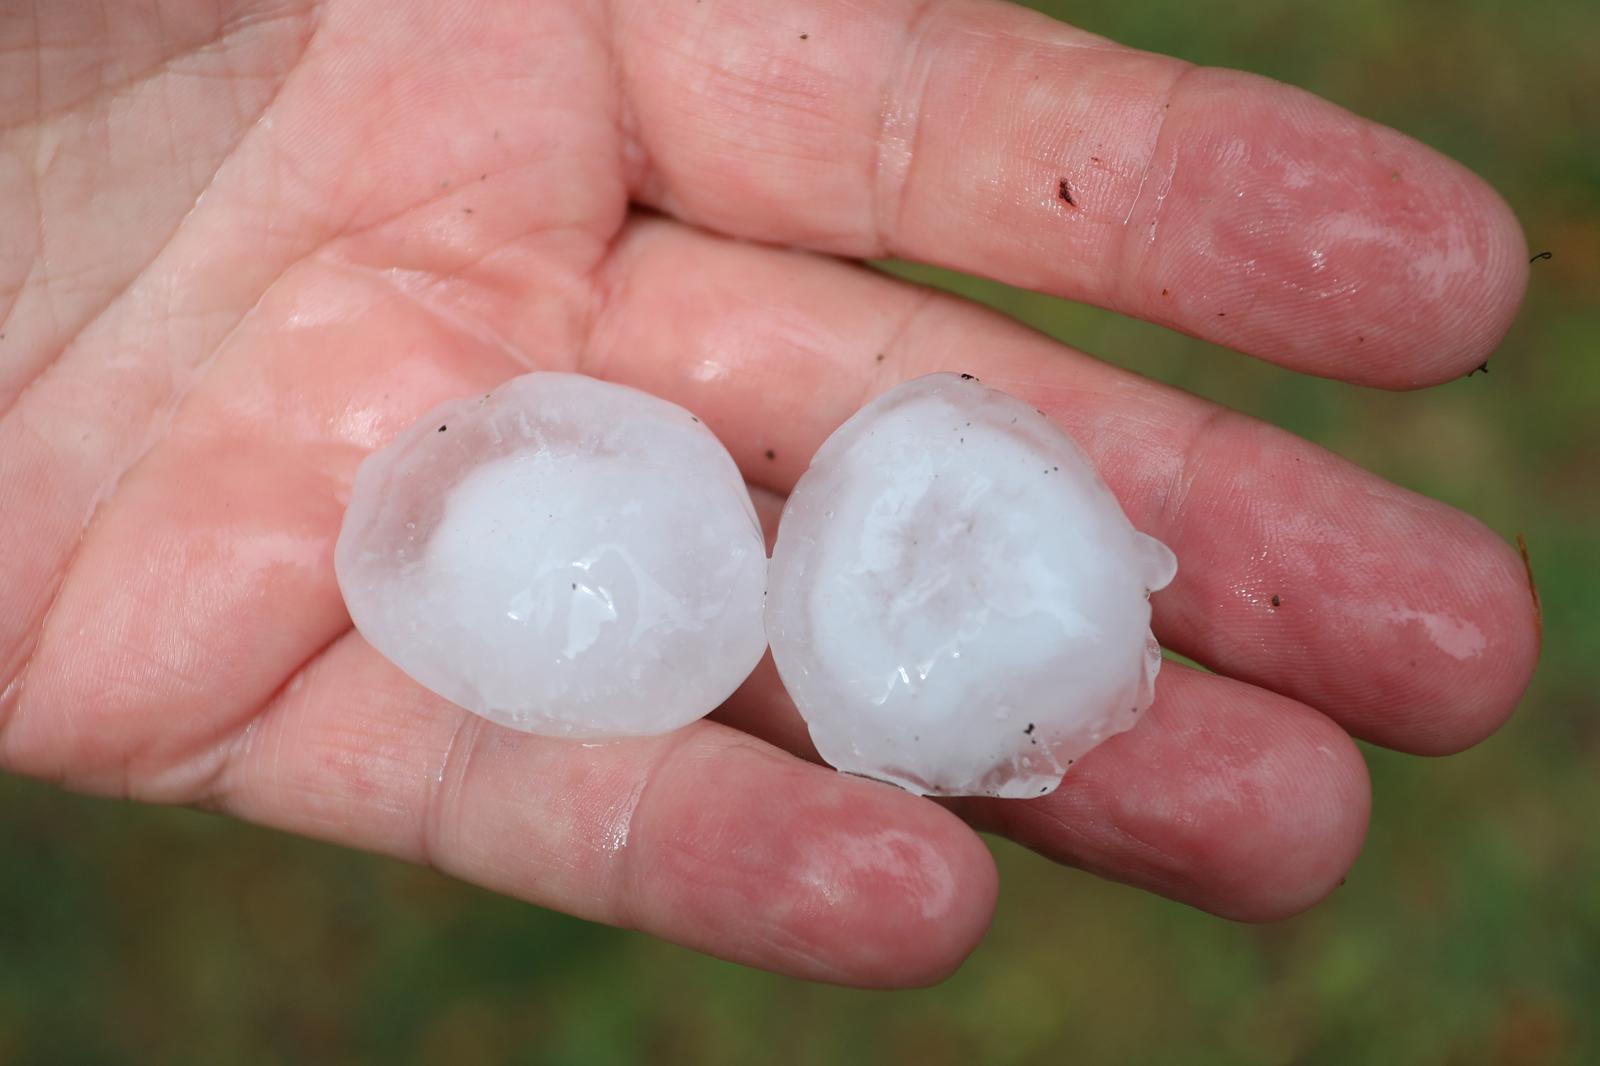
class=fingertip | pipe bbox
[632,737,997,987]
[839,790,1000,988]
[1136,68,1530,388]
[782,779,1000,988]
[1369,157,1529,390]
[1114,680,1372,923]
[1203,703,1372,922]
[1365,529,1542,757]
[1456,176,1531,372]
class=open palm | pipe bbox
[0,0,1539,986]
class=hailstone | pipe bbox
[766,373,1178,798]
[335,372,768,738]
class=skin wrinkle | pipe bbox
[603,0,704,214]
[313,159,590,262]
[615,2,867,240]
[609,724,717,934]
[325,257,545,371]
[576,195,652,389]
[0,4,51,365]
[584,0,650,340]
[0,3,310,134]
[209,641,299,802]
[1112,61,1192,304]
[855,284,936,425]
[265,654,313,823]
[417,710,485,873]
[0,8,324,723]
[597,762,649,855]
[0,4,318,413]
[868,0,940,257]
[1151,402,1240,605]
[177,638,327,811]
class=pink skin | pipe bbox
[0,0,1536,986]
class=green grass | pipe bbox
[3,1,1597,1062]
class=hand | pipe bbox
[0,0,1539,987]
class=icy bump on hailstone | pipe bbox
[767,373,1178,799]
[335,372,768,738]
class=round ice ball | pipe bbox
[335,372,769,738]
[767,373,1178,798]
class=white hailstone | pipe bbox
[767,373,1178,798]
[335,372,768,738]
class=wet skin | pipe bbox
[0,0,1538,986]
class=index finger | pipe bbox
[611,0,1528,387]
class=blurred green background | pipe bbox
[3,0,1596,1062]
